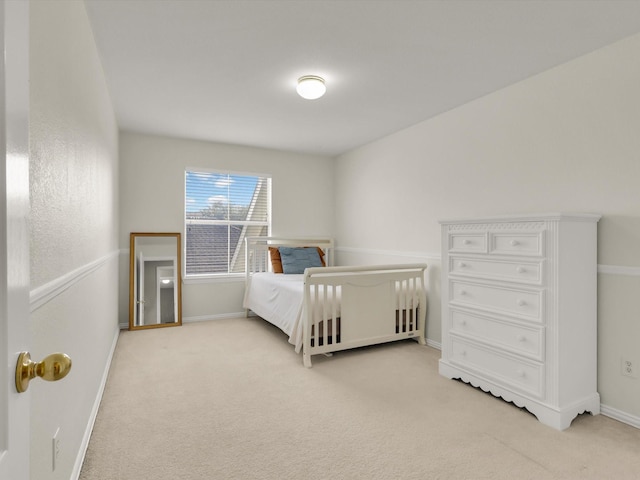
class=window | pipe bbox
[185,170,271,276]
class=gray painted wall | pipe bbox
[29,1,119,478]
[334,33,640,423]
[27,8,640,480]
[119,131,335,324]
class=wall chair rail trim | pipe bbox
[30,250,120,312]
[339,247,640,277]
[597,264,640,276]
[336,246,441,261]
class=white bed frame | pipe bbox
[245,237,427,367]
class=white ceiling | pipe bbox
[84,0,640,157]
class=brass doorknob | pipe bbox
[15,352,72,393]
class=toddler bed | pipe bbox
[243,237,428,367]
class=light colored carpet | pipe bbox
[80,318,640,480]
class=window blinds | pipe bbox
[185,170,271,275]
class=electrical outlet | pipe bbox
[621,358,636,378]
[52,428,60,472]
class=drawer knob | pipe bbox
[463,239,471,245]
[510,240,519,246]
[458,262,466,268]
[517,335,526,342]
[516,266,525,273]
[516,369,526,378]
[517,299,526,307]
[460,290,467,296]
[460,320,467,327]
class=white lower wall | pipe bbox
[29,2,120,478]
[29,259,120,480]
[334,33,640,422]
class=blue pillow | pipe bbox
[278,247,323,274]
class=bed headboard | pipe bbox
[244,237,334,278]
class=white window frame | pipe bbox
[184,168,272,281]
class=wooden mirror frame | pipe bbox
[129,232,182,330]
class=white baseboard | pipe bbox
[72,327,120,480]
[183,311,248,323]
[119,312,249,329]
[600,404,640,429]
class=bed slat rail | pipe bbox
[244,237,427,368]
[302,264,427,367]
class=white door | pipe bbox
[0,1,31,478]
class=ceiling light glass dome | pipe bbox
[296,75,326,100]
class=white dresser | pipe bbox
[439,213,601,430]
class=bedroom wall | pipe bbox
[29,1,120,479]
[334,33,640,425]
[119,131,334,326]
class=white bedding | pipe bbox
[242,272,312,351]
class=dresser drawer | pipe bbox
[489,231,543,257]
[448,233,487,253]
[450,280,542,322]
[450,256,542,285]
[450,309,544,360]
[450,338,544,398]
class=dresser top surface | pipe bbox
[439,212,601,225]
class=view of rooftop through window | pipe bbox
[185,170,271,275]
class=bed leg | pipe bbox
[417,335,427,346]
[303,352,313,368]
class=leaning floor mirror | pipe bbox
[129,232,182,330]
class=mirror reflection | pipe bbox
[129,233,182,330]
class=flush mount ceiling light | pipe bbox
[296,75,326,100]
